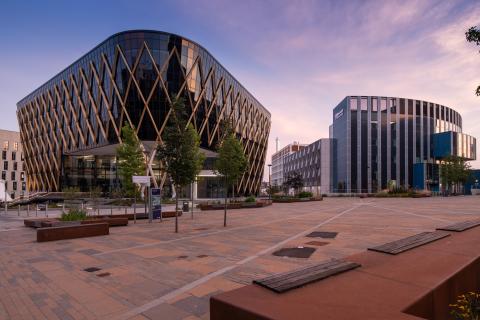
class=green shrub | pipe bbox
[298,191,313,198]
[60,209,87,221]
[245,196,256,203]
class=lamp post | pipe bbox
[268,164,272,200]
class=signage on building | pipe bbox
[150,188,162,219]
[132,175,151,186]
[334,109,344,120]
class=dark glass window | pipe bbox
[10,171,15,180]
[1,151,5,160]
[13,181,17,191]
[13,162,17,171]
[351,110,357,192]
[1,171,5,180]
[3,161,7,170]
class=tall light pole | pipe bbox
[268,164,272,200]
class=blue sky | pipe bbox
[1,0,479,169]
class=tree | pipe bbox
[116,124,146,198]
[440,155,472,194]
[283,171,304,195]
[215,132,248,227]
[157,96,205,233]
[466,26,480,96]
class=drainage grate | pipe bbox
[305,241,329,247]
[194,227,209,231]
[177,255,188,259]
[272,247,316,259]
[96,272,110,277]
[84,267,101,273]
[306,231,338,239]
[197,254,208,258]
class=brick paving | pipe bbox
[0,196,479,319]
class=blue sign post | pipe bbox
[150,188,162,221]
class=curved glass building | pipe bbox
[331,96,476,193]
[17,30,271,197]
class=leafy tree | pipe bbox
[116,124,146,197]
[466,26,480,96]
[440,155,472,194]
[157,96,205,232]
[283,171,304,195]
[215,132,248,227]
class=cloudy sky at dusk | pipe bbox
[1,0,479,172]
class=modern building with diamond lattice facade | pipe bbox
[17,30,271,198]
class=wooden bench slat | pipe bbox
[273,262,359,293]
[268,261,355,290]
[253,259,360,293]
[368,231,450,255]
[372,232,431,251]
[258,260,341,286]
[437,220,480,232]
[259,260,342,287]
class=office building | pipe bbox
[271,142,306,187]
[17,30,271,198]
[0,130,26,199]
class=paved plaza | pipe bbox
[0,197,479,320]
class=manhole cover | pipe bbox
[194,227,208,231]
[272,247,316,258]
[96,272,111,277]
[305,241,329,246]
[84,267,101,273]
[197,254,208,258]
[306,231,338,239]
[177,255,188,259]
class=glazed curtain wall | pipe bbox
[332,96,469,193]
[17,31,271,195]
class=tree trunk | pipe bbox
[175,190,179,233]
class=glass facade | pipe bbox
[331,96,476,193]
[17,30,271,196]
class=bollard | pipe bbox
[35,204,38,217]
[110,205,113,216]
[45,201,49,217]
[27,204,30,217]
[124,206,127,214]
[18,204,20,216]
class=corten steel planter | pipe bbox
[199,201,272,211]
[81,217,128,227]
[37,223,109,242]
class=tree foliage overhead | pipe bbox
[283,171,304,194]
[116,124,146,197]
[157,96,205,190]
[215,133,248,187]
[440,155,472,191]
[466,26,480,96]
[157,95,205,232]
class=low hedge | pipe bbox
[60,209,87,221]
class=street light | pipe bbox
[268,164,272,200]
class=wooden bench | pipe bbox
[253,259,360,293]
[437,220,480,232]
[24,218,56,228]
[368,231,450,255]
[37,223,109,242]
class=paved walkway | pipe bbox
[0,197,478,319]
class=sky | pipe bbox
[1,0,480,175]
